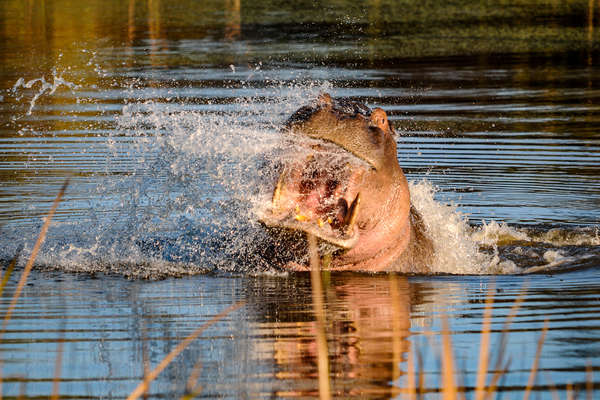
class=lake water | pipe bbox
[0,0,599,398]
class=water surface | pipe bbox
[0,0,599,398]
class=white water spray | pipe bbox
[1,73,598,278]
[12,71,80,116]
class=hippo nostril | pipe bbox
[325,179,339,197]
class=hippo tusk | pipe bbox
[344,192,361,235]
[272,167,288,208]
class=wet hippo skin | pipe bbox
[260,94,432,273]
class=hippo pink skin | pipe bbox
[260,94,432,273]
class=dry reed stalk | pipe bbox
[440,317,457,400]
[0,181,68,400]
[50,338,64,400]
[389,274,403,387]
[475,284,495,400]
[405,347,416,400]
[523,319,548,400]
[1,179,69,335]
[141,321,150,400]
[566,382,574,400]
[417,351,425,400]
[499,287,526,342]
[180,385,203,400]
[482,287,527,400]
[483,359,509,400]
[126,300,245,400]
[180,358,203,400]
[307,233,332,400]
[0,247,22,297]
[389,274,415,400]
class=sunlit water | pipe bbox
[0,0,599,398]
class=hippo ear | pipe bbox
[369,108,394,135]
[317,93,333,107]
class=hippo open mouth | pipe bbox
[260,141,367,251]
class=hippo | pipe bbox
[259,94,432,273]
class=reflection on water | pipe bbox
[253,274,412,398]
[0,0,599,398]
[1,270,599,398]
[2,0,599,71]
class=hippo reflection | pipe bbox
[245,274,419,398]
[260,94,432,272]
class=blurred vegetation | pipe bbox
[0,0,597,78]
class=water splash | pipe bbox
[11,70,80,116]
[1,77,598,278]
[0,81,335,277]
[409,181,524,274]
[410,181,600,275]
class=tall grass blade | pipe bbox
[495,288,525,363]
[416,350,425,400]
[1,179,69,335]
[475,284,495,400]
[441,316,457,400]
[0,249,19,400]
[484,359,509,400]
[50,339,64,400]
[141,321,150,400]
[406,347,416,400]
[180,358,203,400]
[566,383,573,400]
[0,246,22,297]
[307,233,332,400]
[390,274,408,394]
[180,386,203,400]
[126,300,245,400]
[523,320,548,400]
[484,286,527,400]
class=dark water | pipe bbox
[0,0,599,398]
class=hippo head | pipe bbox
[259,93,431,272]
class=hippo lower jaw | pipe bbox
[259,211,360,250]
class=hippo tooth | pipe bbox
[272,168,287,208]
[344,192,361,234]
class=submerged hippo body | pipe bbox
[259,94,432,273]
